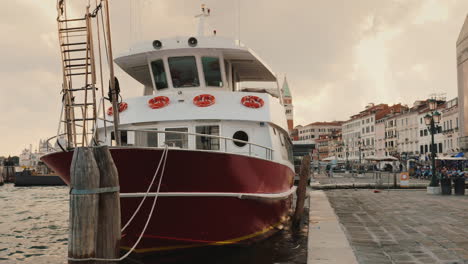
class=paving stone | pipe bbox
[323,187,468,264]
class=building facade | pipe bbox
[296,121,342,144]
[457,15,468,152]
[441,98,460,154]
[342,104,389,161]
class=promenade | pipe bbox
[308,174,468,264]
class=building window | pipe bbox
[196,125,220,150]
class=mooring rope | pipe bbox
[121,146,168,232]
[68,145,169,262]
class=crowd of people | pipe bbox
[414,165,466,179]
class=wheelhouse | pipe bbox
[115,36,277,95]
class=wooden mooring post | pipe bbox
[69,147,120,264]
[94,146,121,263]
[292,154,311,229]
[2,165,15,183]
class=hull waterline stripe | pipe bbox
[119,186,297,200]
[120,219,285,253]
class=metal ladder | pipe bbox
[57,4,98,149]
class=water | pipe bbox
[0,184,308,264]
[0,184,68,263]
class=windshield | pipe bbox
[150,59,168,90]
[202,57,223,87]
[168,56,199,88]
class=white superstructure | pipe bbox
[95,34,293,167]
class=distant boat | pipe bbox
[14,169,65,187]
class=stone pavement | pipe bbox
[326,189,468,264]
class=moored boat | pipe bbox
[42,1,295,253]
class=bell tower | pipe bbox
[282,77,294,133]
[457,14,468,152]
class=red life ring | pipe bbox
[241,95,264,109]
[107,102,128,116]
[193,94,215,107]
[148,96,170,109]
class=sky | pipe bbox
[1,0,468,156]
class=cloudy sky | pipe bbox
[1,0,468,156]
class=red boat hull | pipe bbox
[41,148,294,253]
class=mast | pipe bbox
[103,0,121,146]
[195,4,210,36]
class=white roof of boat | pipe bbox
[115,36,277,85]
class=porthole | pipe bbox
[233,131,248,147]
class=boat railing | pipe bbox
[45,133,67,152]
[118,128,274,161]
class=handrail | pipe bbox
[120,128,274,160]
[46,133,67,152]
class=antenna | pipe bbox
[238,0,241,45]
[195,4,211,36]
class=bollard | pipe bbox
[69,148,100,264]
[292,154,311,229]
[2,166,15,183]
[93,146,121,264]
[0,168,3,186]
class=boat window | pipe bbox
[202,57,223,87]
[196,125,220,150]
[150,59,168,90]
[135,130,158,147]
[168,56,199,88]
[111,131,130,146]
[165,128,188,148]
[233,131,248,147]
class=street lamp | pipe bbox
[345,145,349,170]
[424,99,441,187]
[358,139,362,164]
